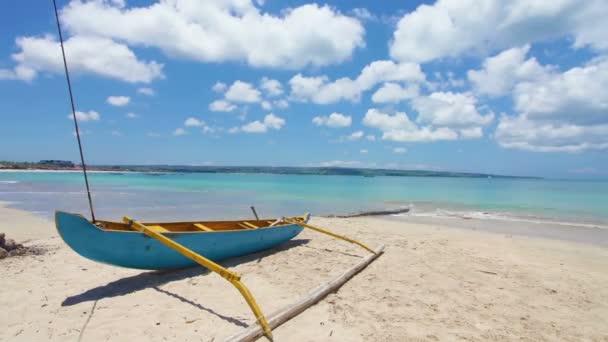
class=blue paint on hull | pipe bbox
[55,212,305,270]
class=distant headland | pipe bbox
[0,160,540,179]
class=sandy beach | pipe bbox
[1,203,607,341]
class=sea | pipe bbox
[1,171,607,229]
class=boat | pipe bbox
[49,3,381,337]
[55,211,310,270]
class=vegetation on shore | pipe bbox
[0,161,539,179]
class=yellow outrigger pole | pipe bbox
[123,216,378,340]
[283,218,377,254]
[123,216,274,340]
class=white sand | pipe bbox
[1,204,607,341]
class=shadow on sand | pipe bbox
[62,239,310,326]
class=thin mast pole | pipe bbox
[52,0,96,222]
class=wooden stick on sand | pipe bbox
[225,244,385,342]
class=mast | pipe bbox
[52,0,96,222]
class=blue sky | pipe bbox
[1,0,607,178]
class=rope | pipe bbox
[52,0,96,222]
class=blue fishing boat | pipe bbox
[55,211,309,270]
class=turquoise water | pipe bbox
[0,171,607,226]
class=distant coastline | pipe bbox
[0,161,540,179]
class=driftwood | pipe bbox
[225,244,385,342]
[325,207,410,218]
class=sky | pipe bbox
[1,0,607,179]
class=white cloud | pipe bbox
[495,115,608,152]
[360,149,368,154]
[492,53,608,152]
[362,108,462,142]
[344,130,364,141]
[312,112,352,128]
[173,128,188,136]
[513,56,608,125]
[393,147,407,153]
[366,135,376,141]
[261,101,272,110]
[60,1,364,69]
[351,8,376,22]
[106,95,130,106]
[212,82,227,93]
[137,87,155,96]
[240,113,285,133]
[371,82,419,103]
[209,100,237,112]
[468,45,551,96]
[126,112,139,119]
[412,92,494,127]
[67,110,100,122]
[273,99,289,109]
[390,0,608,63]
[2,35,163,83]
[260,77,283,96]
[289,60,425,104]
[184,117,204,127]
[459,127,483,139]
[225,81,261,103]
[317,160,362,167]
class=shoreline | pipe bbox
[2,198,607,247]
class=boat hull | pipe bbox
[55,212,306,270]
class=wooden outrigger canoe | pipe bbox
[55,210,380,340]
[55,211,309,270]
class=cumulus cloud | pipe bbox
[184,117,204,127]
[343,130,364,141]
[260,77,283,96]
[67,110,100,122]
[390,0,608,63]
[317,160,363,167]
[495,115,608,152]
[494,55,608,152]
[137,87,155,96]
[412,92,494,127]
[173,128,188,136]
[225,81,261,103]
[239,113,285,133]
[60,0,364,69]
[393,147,407,153]
[371,82,419,103]
[289,60,425,104]
[106,95,130,106]
[126,112,139,119]
[1,35,163,83]
[362,108,461,142]
[209,100,237,112]
[312,112,352,128]
[212,82,227,93]
[467,45,551,96]
[513,56,608,125]
[273,99,289,109]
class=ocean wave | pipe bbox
[407,208,608,230]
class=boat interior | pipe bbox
[94,214,308,233]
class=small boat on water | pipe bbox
[55,211,309,270]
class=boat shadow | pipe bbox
[62,239,310,326]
